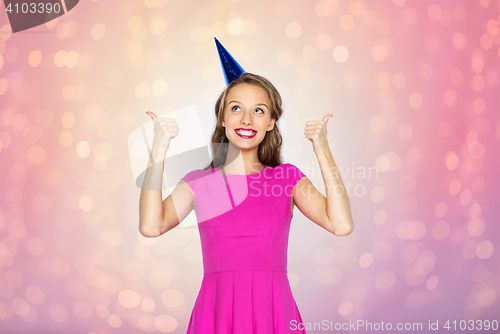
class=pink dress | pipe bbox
[181,163,307,334]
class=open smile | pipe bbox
[235,128,257,138]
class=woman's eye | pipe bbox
[231,106,264,113]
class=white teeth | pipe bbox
[236,130,256,136]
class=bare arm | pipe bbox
[292,150,354,236]
[138,113,194,237]
[295,114,354,236]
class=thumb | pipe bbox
[146,111,158,132]
[323,113,333,125]
[146,111,158,123]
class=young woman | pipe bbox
[139,72,354,333]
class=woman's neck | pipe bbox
[222,142,263,175]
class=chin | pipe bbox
[229,138,261,150]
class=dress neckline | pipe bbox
[214,165,268,176]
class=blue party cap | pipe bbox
[214,37,245,85]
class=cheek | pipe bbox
[260,119,271,129]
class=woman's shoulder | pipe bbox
[276,162,303,171]
[181,167,214,182]
[273,163,306,182]
[277,162,298,168]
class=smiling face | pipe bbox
[221,83,275,149]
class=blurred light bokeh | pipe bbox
[0,0,499,333]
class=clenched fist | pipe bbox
[304,113,333,154]
[146,111,179,152]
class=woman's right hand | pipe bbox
[146,111,179,152]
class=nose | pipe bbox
[240,110,253,125]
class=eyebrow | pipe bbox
[228,100,269,109]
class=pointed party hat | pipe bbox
[214,37,245,85]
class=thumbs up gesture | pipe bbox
[146,111,179,152]
[304,114,333,154]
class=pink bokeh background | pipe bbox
[1,0,499,333]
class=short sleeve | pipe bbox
[180,169,200,195]
[283,163,306,188]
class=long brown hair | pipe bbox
[204,72,284,171]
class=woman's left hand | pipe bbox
[304,113,333,154]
